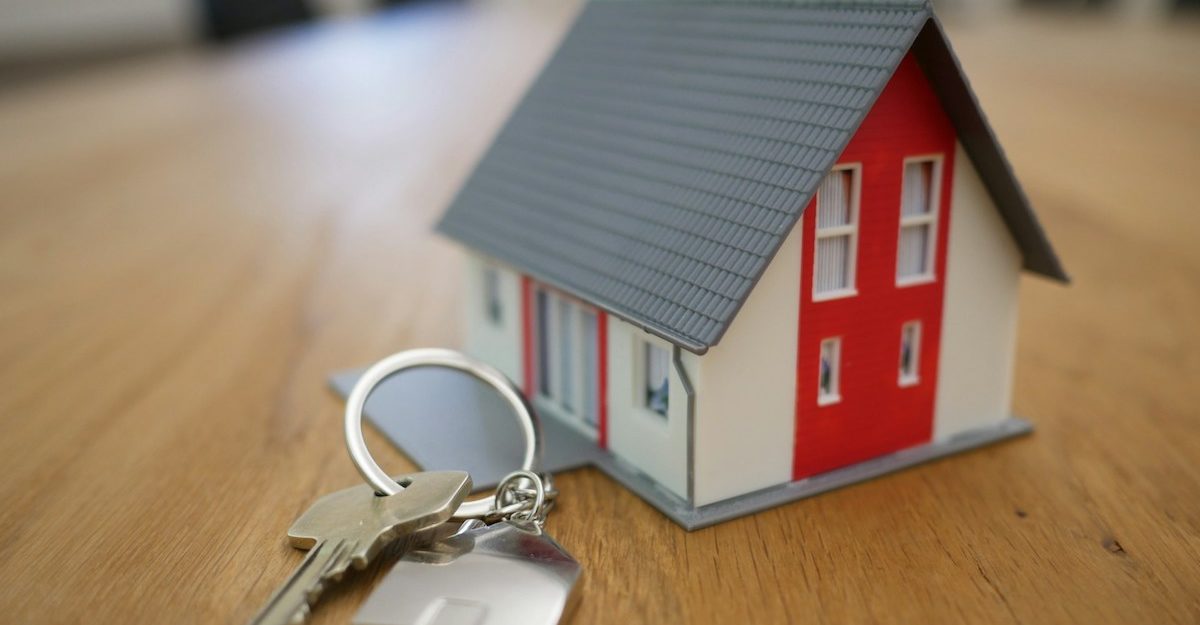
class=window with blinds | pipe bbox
[813,166,860,299]
[897,158,941,284]
[580,310,599,428]
[557,297,575,412]
[534,286,601,432]
[536,289,551,394]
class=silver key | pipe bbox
[248,470,472,625]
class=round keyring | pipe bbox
[343,348,542,520]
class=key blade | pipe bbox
[287,471,471,549]
[248,472,472,625]
[246,538,347,625]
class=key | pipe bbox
[352,519,582,625]
[248,470,472,625]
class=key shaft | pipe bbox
[249,538,347,625]
[246,471,471,625]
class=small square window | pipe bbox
[818,338,841,405]
[642,341,670,417]
[899,321,921,386]
[483,266,502,325]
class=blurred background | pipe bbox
[0,0,1197,622]
[0,0,1197,90]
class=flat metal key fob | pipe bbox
[353,519,582,625]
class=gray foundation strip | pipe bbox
[656,418,1032,530]
[330,367,1031,530]
[547,412,1031,530]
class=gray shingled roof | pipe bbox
[437,0,1067,353]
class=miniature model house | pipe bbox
[437,0,1066,511]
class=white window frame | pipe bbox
[579,309,600,429]
[896,155,943,286]
[899,321,921,387]
[636,338,670,420]
[535,287,552,397]
[817,337,842,406]
[813,164,862,301]
[483,265,502,325]
[556,295,575,413]
[533,285,599,435]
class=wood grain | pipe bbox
[1,4,1198,624]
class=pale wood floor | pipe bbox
[1,3,1198,624]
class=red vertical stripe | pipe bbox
[521,275,534,398]
[793,54,953,480]
[596,310,609,449]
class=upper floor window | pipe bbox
[897,157,942,284]
[818,337,842,405]
[642,340,670,418]
[813,166,860,300]
[483,266,502,325]
[899,321,921,386]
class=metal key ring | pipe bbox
[343,348,542,520]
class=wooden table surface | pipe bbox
[2,3,1198,623]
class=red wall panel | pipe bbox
[793,54,957,479]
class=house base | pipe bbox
[329,367,1032,530]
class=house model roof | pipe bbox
[437,0,1067,354]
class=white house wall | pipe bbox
[934,142,1022,440]
[463,253,523,385]
[605,318,692,500]
[691,226,801,506]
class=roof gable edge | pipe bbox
[911,17,1069,282]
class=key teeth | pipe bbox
[294,572,336,623]
[303,579,327,606]
[344,534,391,571]
[298,540,353,620]
[288,604,312,625]
[321,561,352,584]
